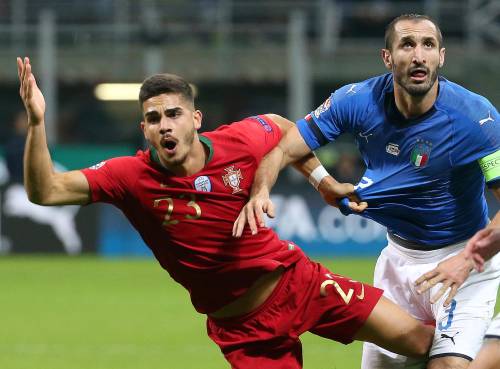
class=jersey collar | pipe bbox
[199,135,214,163]
[384,79,442,126]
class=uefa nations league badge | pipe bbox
[194,176,212,192]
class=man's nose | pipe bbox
[159,117,172,134]
[412,45,426,64]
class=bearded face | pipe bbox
[384,19,445,97]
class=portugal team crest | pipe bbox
[222,166,243,194]
[410,139,433,167]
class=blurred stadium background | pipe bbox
[0,1,499,368]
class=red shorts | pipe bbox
[206,255,383,369]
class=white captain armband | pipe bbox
[479,150,500,183]
[308,165,330,190]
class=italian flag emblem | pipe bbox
[410,139,432,168]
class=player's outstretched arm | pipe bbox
[233,116,310,237]
[18,57,90,206]
[465,228,500,271]
[415,226,500,305]
[414,250,475,306]
[415,186,500,305]
[232,114,366,237]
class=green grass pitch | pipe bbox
[0,256,498,369]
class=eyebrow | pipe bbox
[164,107,183,115]
[422,36,437,43]
[399,35,437,44]
[399,36,415,44]
[144,110,160,119]
[144,107,183,118]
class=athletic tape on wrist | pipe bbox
[308,165,330,190]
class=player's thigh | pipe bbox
[361,342,428,369]
[468,339,500,369]
[354,295,433,358]
[430,274,498,360]
[427,356,470,369]
[223,338,303,369]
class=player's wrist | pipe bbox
[309,165,330,190]
[459,250,476,271]
[251,186,270,200]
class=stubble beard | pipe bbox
[162,127,196,167]
[395,66,439,97]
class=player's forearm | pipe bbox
[291,152,321,178]
[487,210,500,229]
[250,146,285,198]
[480,212,500,261]
[23,121,57,204]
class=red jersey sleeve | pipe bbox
[80,156,136,205]
[228,115,282,162]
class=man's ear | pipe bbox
[439,47,446,68]
[140,121,148,139]
[193,110,203,130]
[381,48,393,70]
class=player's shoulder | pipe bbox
[437,77,496,122]
[329,73,391,109]
[207,115,277,140]
[86,151,147,173]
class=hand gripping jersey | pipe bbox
[298,74,500,247]
[82,116,302,314]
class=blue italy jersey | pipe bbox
[297,74,500,247]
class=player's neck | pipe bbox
[393,81,438,119]
[160,137,207,177]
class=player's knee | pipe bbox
[406,324,434,357]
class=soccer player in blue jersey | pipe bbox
[233,13,500,369]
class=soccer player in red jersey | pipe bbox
[18,56,433,368]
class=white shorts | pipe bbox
[361,235,500,369]
[485,313,500,339]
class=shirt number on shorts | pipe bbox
[153,194,202,226]
[320,274,364,304]
[438,299,457,331]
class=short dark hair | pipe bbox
[139,73,194,107]
[384,14,443,50]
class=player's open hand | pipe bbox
[17,57,46,125]
[463,228,500,272]
[414,251,475,306]
[232,191,275,237]
[318,176,367,212]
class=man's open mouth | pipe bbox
[410,68,428,81]
[161,138,177,154]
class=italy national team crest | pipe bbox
[410,139,433,168]
[222,166,243,194]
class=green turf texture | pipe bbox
[1,257,498,369]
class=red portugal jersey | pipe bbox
[81,115,304,313]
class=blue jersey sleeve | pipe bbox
[297,83,368,150]
[450,98,499,168]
